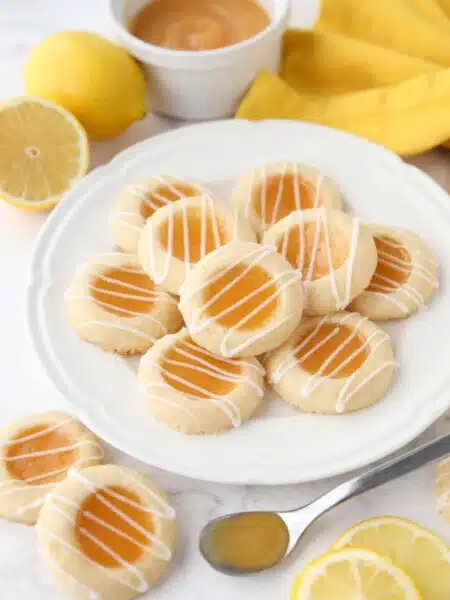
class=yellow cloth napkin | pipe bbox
[236,0,450,156]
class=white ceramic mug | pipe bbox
[108,0,290,120]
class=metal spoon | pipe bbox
[200,432,450,574]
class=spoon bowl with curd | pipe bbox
[200,432,450,574]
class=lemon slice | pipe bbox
[0,97,89,211]
[332,516,450,600]
[291,548,420,600]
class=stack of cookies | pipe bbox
[65,162,438,434]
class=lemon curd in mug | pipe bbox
[129,0,270,51]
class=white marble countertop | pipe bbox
[0,1,449,599]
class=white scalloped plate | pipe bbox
[27,119,450,485]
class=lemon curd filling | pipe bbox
[201,512,289,572]
[158,206,228,263]
[161,336,241,398]
[295,323,368,377]
[6,425,76,484]
[253,173,318,225]
[203,263,279,331]
[367,236,412,292]
[76,486,153,567]
[276,222,348,279]
[130,0,270,51]
[91,267,154,317]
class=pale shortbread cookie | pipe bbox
[110,174,212,254]
[263,208,377,315]
[138,328,265,435]
[232,162,343,237]
[436,457,450,524]
[350,225,438,320]
[138,195,256,295]
[179,241,304,358]
[65,252,182,355]
[0,412,102,525]
[265,311,395,414]
[37,465,176,600]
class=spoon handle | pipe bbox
[309,432,450,518]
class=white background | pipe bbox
[0,1,449,599]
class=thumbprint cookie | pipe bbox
[265,312,395,414]
[138,195,256,295]
[232,162,342,236]
[138,328,265,435]
[350,225,438,319]
[37,465,176,600]
[65,252,182,354]
[263,208,377,315]
[179,241,304,358]
[0,412,103,524]
[110,174,212,254]
[436,458,450,524]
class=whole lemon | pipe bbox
[24,30,147,139]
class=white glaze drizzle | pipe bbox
[364,235,438,313]
[269,162,288,225]
[277,207,360,311]
[313,173,324,208]
[37,468,175,598]
[179,244,302,357]
[271,314,394,413]
[108,212,141,232]
[0,417,103,516]
[141,338,264,427]
[244,164,324,228]
[67,261,176,343]
[113,175,204,232]
[145,194,226,285]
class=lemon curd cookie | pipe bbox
[65,252,182,354]
[265,311,395,414]
[232,162,343,236]
[0,412,102,525]
[110,174,212,254]
[350,225,438,320]
[37,465,176,600]
[138,328,265,435]
[138,195,256,295]
[436,457,450,524]
[263,207,377,315]
[179,241,304,358]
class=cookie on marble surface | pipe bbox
[350,224,438,319]
[138,328,265,434]
[110,174,212,254]
[179,241,304,358]
[138,195,256,295]
[232,162,342,236]
[263,208,377,315]
[265,311,395,414]
[65,252,182,355]
[37,464,176,600]
[0,412,103,525]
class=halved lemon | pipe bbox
[0,97,89,211]
[291,547,420,600]
[332,516,450,600]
